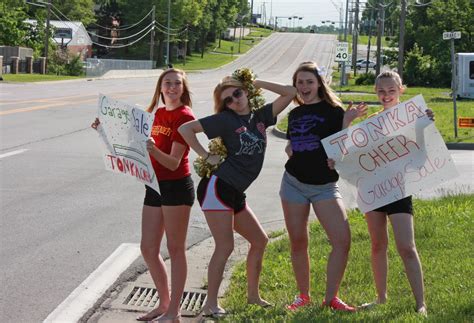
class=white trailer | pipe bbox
[455,53,474,99]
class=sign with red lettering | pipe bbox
[95,94,159,193]
[322,95,458,213]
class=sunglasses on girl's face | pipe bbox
[223,88,244,106]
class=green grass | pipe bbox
[1,74,84,82]
[172,29,272,71]
[211,38,254,55]
[344,35,389,47]
[172,52,235,71]
[248,27,274,38]
[221,194,474,322]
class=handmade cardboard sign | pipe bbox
[322,95,458,212]
[96,94,159,193]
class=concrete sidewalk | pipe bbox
[86,235,252,323]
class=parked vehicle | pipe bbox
[455,53,474,99]
[356,60,376,69]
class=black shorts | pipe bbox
[373,196,413,215]
[144,175,195,207]
[197,175,246,213]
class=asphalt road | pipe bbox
[0,33,338,323]
[1,32,472,323]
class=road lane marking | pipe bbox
[0,149,28,159]
[0,100,95,116]
[0,92,148,116]
[44,243,141,323]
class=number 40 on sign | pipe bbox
[335,42,349,62]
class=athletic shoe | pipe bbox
[286,294,311,311]
[322,296,356,312]
[416,306,428,317]
[358,301,378,310]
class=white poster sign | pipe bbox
[96,94,159,193]
[322,95,458,213]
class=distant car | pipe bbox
[356,60,376,69]
[309,29,315,33]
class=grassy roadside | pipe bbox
[221,194,474,322]
[1,74,84,82]
[344,35,389,47]
[173,27,272,71]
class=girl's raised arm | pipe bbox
[254,80,296,117]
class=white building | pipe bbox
[25,19,93,58]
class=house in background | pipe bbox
[25,19,93,58]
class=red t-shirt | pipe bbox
[150,105,195,180]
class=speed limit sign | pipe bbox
[335,42,349,62]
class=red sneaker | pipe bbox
[287,294,311,311]
[322,297,356,312]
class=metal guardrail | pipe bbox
[84,58,154,77]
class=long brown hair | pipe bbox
[212,76,245,114]
[292,61,342,108]
[146,68,192,112]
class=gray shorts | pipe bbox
[279,171,342,204]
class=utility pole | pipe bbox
[341,0,350,85]
[150,5,155,64]
[398,0,407,79]
[375,2,386,76]
[166,0,171,66]
[365,9,374,74]
[352,0,359,76]
[251,0,254,23]
[44,0,51,73]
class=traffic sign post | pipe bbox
[335,42,349,62]
[335,42,349,87]
[443,31,461,138]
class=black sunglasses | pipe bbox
[223,88,244,106]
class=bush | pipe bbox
[65,54,84,76]
[48,49,83,76]
[403,43,449,87]
[355,72,376,85]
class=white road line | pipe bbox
[0,149,28,159]
[44,243,141,323]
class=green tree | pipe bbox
[402,0,473,86]
[0,1,28,46]
[52,0,96,26]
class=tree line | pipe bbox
[359,0,473,87]
[1,0,250,66]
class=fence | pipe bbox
[84,58,154,77]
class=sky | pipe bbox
[251,0,343,28]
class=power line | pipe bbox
[90,28,154,48]
[90,9,154,31]
[90,22,155,41]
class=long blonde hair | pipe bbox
[292,61,342,108]
[212,76,245,114]
[146,68,192,112]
